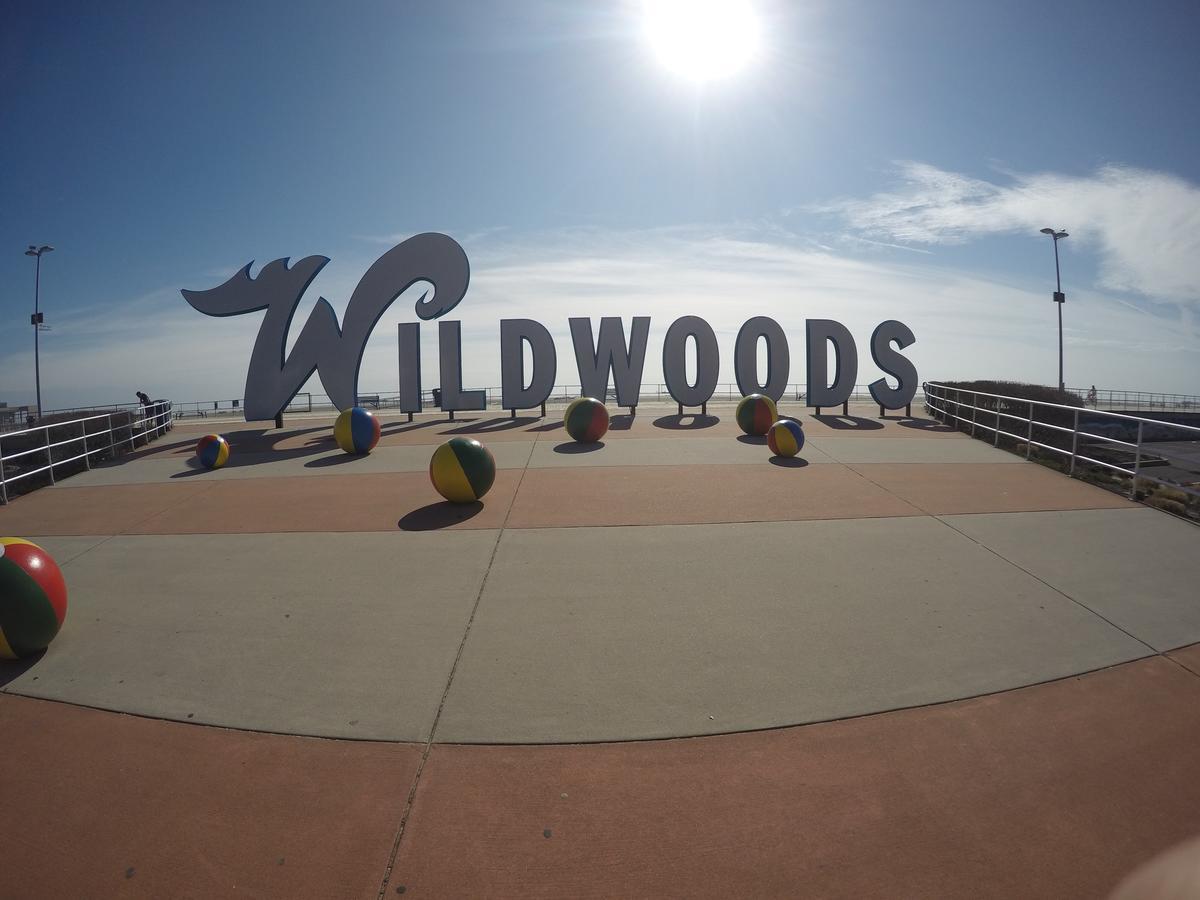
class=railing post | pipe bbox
[971,398,977,437]
[107,414,115,458]
[1130,421,1144,499]
[83,421,91,470]
[0,436,7,505]
[1026,400,1033,458]
[45,425,55,485]
[1069,408,1080,476]
[994,403,1001,447]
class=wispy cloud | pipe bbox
[4,222,1196,410]
[815,162,1200,306]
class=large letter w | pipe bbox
[182,232,469,421]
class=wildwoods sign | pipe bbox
[183,232,918,421]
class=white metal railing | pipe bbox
[0,402,174,504]
[924,382,1200,500]
[1068,387,1200,411]
[170,393,313,419]
[168,384,918,418]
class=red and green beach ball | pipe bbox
[430,438,496,503]
[334,406,381,455]
[564,397,610,443]
[767,419,806,457]
[0,538,68,659]
[735,394,778,436]
[196,434,230,469]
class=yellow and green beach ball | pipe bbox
[735,394,778,436]
[195,434,230,469]
[0,537,68,659]
[564,397,610,443]
[767,419,805,457]
[334,406,381,454]
[430,438,496,503]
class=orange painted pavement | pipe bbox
[505,462,923,528]
[394,656,1200,899]
[0,693,420,900]
[847,461,1136,515]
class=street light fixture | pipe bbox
[24,244,54,419]
[1039,228,1068,391]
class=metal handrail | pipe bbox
[0,402,174,504]
[924,382,1199,501]
[929,384,1200,432]
[1068,387,1200,409]
[167,384,926,418]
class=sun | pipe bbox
[643,0,762,82]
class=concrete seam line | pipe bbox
[930,514,1160,656]
[1164,652,1200,680]
[375,423,541,900]
[843,461,934,516]
[123,480,220,535]
[26,534,118,568]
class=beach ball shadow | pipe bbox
[736,434,768,445]
[553,441,605,454]
[398,501,484,531]
[172,456,222,477]
[0,649,45,687]
[769,456,810,468]
[305,452,367,468]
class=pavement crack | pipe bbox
[930,514,1159,657]
[375,428,540,900]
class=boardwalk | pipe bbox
[2,402,1198,898]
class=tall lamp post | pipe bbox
[1039,228,1068,391]
[24,244,54,419]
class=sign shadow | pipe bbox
[653,414,720,430]
[811,414,885,431]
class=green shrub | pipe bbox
[1151,486,1191,505]
[1147,496,1188,517]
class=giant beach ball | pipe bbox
[430,438,496,503]
[767,420,805,457]
[564,397,610,443]
[334,407,381,455]
[735,394,778,436]
[196,434,230,469]
[0,538,68,659]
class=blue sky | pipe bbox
[2,0,1198,409]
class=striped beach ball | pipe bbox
[430,438,496,503]
[735,394,778,436]
[767,420,806,457]
[564,397,610,443]
[334,407,381,455]
[196,434,230,469]
[0,538,68,659]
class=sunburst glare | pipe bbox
[642,0,762,82]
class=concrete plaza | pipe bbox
[2,402,1198,898]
